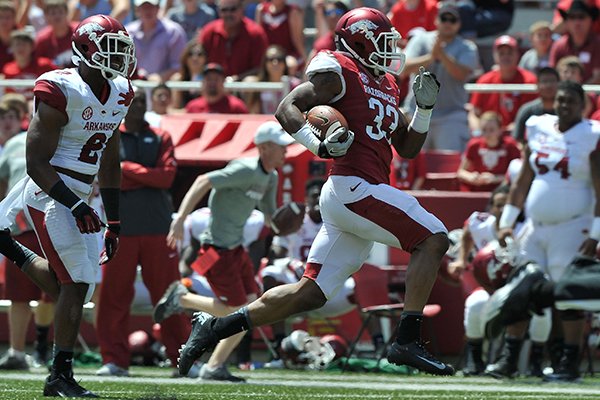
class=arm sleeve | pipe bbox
[121,129,177,190]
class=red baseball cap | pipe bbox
[493,35,518,51]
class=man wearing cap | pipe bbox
[167,120,293,381]
[184,63,248,113]
[126,0,187,82]
[0,1,18,71]
[468,35,537,132]
[550,0,600,84]
[2,28,57,101]
[401,2,479,151]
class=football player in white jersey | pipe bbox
[0,15,135,397]
[498,81,600,382]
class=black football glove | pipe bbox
[71,202,103,234]
[99,223,120,265]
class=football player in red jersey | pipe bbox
[177,8,455,376]
[0,14,135,397]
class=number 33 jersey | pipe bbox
[525,114,600,224]
[33,68,134,176]
[306,51,402,185]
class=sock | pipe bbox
[0,230,37,269]
[7,348,25,358]
[371,333,384,350]
[212,307,252,340]
[532,280,554,309]
[51,346,74,379]
[35,325,50,360]
[504,336,523,366]
[529,342,544,367]
[466,339,484,367]
[395,312,423,345]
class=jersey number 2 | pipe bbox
[78,132,107,164]
[366,98,398,142]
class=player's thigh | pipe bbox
[519,220,547,268]
[322,176,446,252]
[306,222,373,300]
[546,215,592,281]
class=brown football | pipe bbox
[271,202,306,236]
[306,105,349,142]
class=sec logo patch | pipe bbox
[82,106,93,120]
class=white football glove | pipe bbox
[318,126,354,158]
[413,66,441,110]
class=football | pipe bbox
[306,105,349,142]
[271,201,305,236]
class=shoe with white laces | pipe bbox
[43,373,98,397]
[387,340,455,376]
[153,281,188,323]
[0,351,29,370]
[200,364,245,382]
[95,362,129,377]
[178,312,219,376]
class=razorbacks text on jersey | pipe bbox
[305,51,403,185]
[33,68,134,176]
[525,114,600,224]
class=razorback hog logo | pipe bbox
[77,22,104,40]
[348,20,379,35]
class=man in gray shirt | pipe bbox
[167,0,216,41]
[402,2,479,151]
[167,121,294,381]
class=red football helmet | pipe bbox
[472,240,519,293]
[319,334,348,360]
[72,15,136,80]
[334,7,405,75]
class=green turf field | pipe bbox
[2,367,600,400]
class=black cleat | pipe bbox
[387,341,455,376]
[484,264,547,338]
[177,312,219,376]
[485,357,519,379]
[43,373,98,397]
[543,346,581,383]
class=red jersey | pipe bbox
[3,57,57,100]
[470,68,538,127]
[389,0,437,39]
[185,94,249,113]
[35,22,79,68]
[200,17,268,77]
[549,32,600,82]
[306,51,401,184]
[460,135,521,192]
[258,2,300,58]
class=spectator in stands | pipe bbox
[145,84,173,128]
[95,90,190,378]
[402,2,479,151]
[308,0,349,63]
[553,0,600,36]
[15,1,46,33]
[0,112,54,370]
[171,41,207,109]
[167,0,216,41]
[199,0,269,80]
[69,0,131,23]
[512,67,560,144]
[556,55,596,116]
[0,1,17,71]
[1,93,30,132]
[519,21,554,74]
[391,151,425,190]
[35,0,78,68]
[387,0,437,44]
[457,111,521,192]
[2,28,57,102]
[126,0,187,82]
[185,62,248,113]
[550,0,600,84]
[243,45,301,114]
[255,0,305,68]
[457,0,514,39]
[468,35,538,133]
[0,101,20,147]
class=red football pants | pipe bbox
[96,235,190,369]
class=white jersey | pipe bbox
[181,207,265,249]
[525,115,600,224]
[35,68,133,176]
[272,213,322,261]
[466,212,497,251]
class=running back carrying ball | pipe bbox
[306,105,349,142]
[270,202,306,236]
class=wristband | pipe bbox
[498,204,521,229]
[291,123,321,156]
[48,180,82,210]
[100,188,120,222]
[409,107,433,134]
[590,217,600,241]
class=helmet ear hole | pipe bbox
[82,44,89,52]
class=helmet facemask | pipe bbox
[72,31,137,80]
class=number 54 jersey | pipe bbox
[525,114,600,224]
[33,68,134,176]
[306,51,401,185]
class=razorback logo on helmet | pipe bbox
[348,19,378,35]
[77,22,104,38]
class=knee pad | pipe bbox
[528,308,552,343]
[560,309,585,321]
